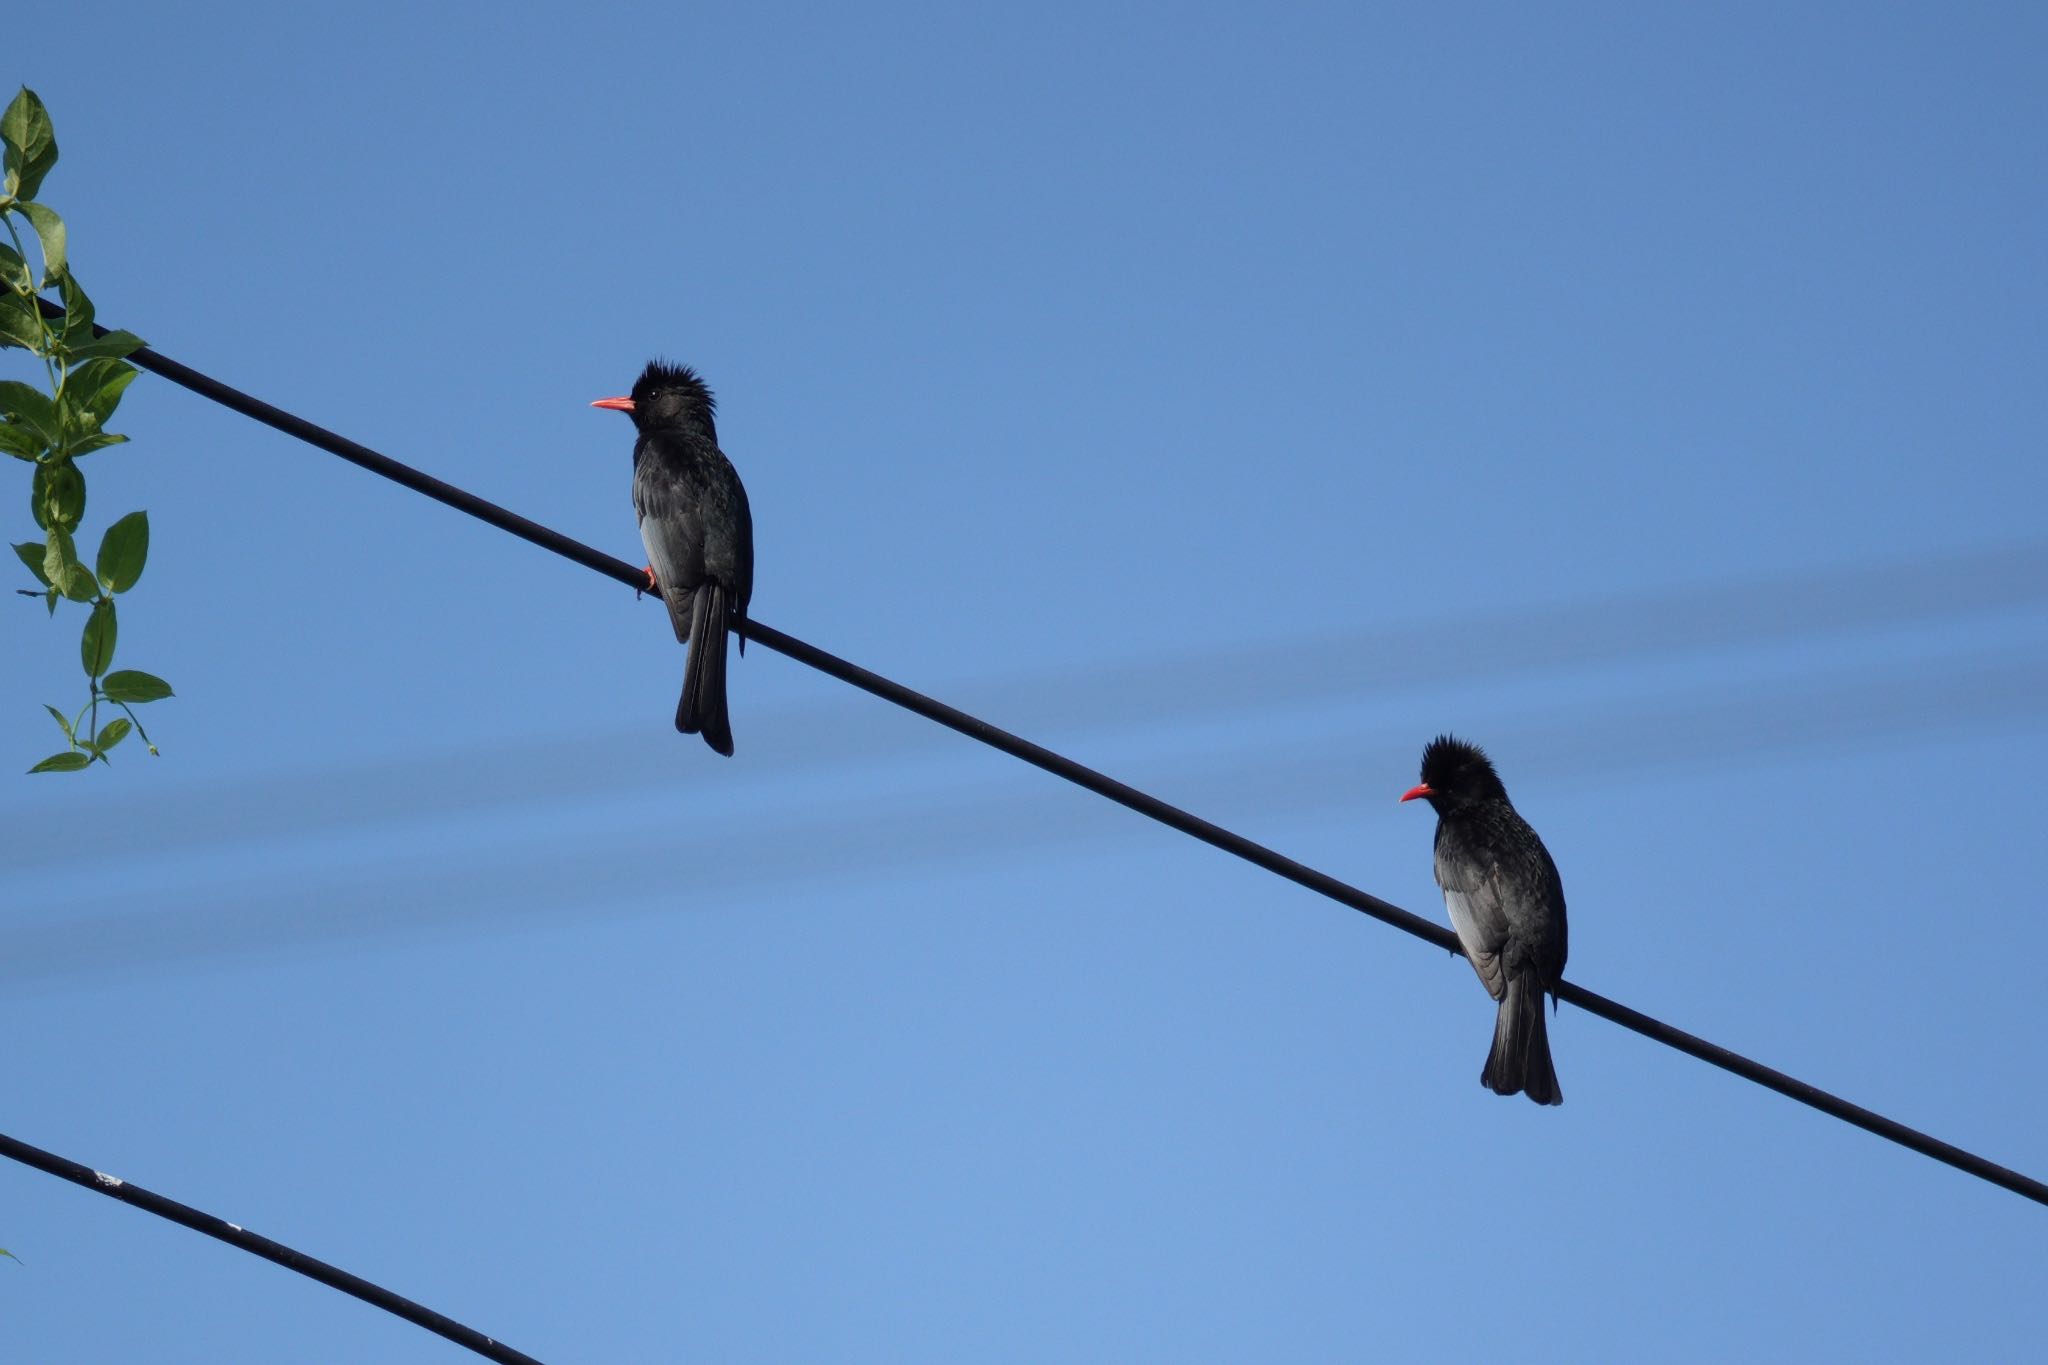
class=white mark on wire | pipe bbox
[93,1170,124,1188]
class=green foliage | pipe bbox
[18,201,62,283]
[0,293,35,350]
[0,417,39,457]
[0,88,57,202]
[0,380,57,445]
[96,509,146,591]
[66,357,138,434]
[63,330,143,364]
[101,670,173,703]
[80,599,115,675]
[3,88,170,772]
[45,524,96,602]
[31,456,82,528]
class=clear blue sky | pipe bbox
[6,3,2046,1360]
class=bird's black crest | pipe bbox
[1419,733,1509,801]
[631,359,716,414]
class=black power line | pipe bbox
[740,623,2048,1207]
[0,1131,546,1365]
[32,305,2048,1215]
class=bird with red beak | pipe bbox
[1402,735,1568,1104]
[592,361,754,756]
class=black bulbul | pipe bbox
[1402,736,1568,1105]
[593,361,754,756]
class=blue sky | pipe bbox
[5,2,2046,1360]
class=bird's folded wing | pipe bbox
[1438,854,1511,1001]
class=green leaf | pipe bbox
[14,539,50,585]
[0,293,39,351]
[65,432,127,456]
[0,380,57,443]
[44,526,95,600]
[96,511,147,592]
[57,558,97,601]
[80,598,115,676]
[57,269,92,332]
[41,523,73,583]
[92,717,131,753]
[0,240,27,291]
[32,458,84,530]
[19,201,64,283]
[0,88,58,202]
[102,669,172,703]
[64,330,145,364]
[28,750,90,773]
[42,703,72,740]
[0,419,42,458]
[41,522,93,600]
[62,358,137,436]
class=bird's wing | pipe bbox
[633,451,708,643]
[1436,848,1511,1001]
[728,460,755,618]
[637,518,697,643]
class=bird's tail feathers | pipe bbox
[676,583,734,756]
[1484,976,1561,1105]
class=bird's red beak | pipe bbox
[1399,783,1435,803]
[590,396,635,412]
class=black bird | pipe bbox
[592,361,754,756]
[1401,736,1568,1105]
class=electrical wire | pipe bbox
[24,308,2048,1233]
[0,1131,546,1365]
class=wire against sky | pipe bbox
[23,306,2048,1220]
[10,642,2042,987]
[0,1131,546,1365]
[9,534,2043,871]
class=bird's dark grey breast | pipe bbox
[632,430,754,611]
[1436,806,1568,982]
